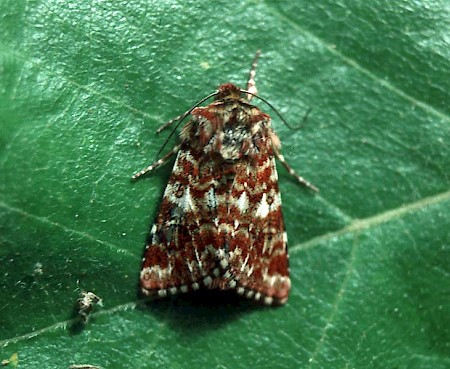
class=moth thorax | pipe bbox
[213,120,251,161]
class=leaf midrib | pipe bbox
[290,188,450,254]
[265,2,450,122]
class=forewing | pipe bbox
[227,155,290,305]
[140,147,222,297]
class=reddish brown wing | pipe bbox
[139,145,290,303]
[140,146,222,297]
[225,155,290,305]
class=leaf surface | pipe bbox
[1,1,449,368]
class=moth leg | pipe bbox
[156,113,186,133]
[157,90,219,133]
[132,144,181,180]
[274,150,319,192]
[246,49,261,101]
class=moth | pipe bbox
[133,51,316,305]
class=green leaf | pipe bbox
[1,1,449,368]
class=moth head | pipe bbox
[215,83,243,100]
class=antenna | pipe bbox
[242,89,312,130]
